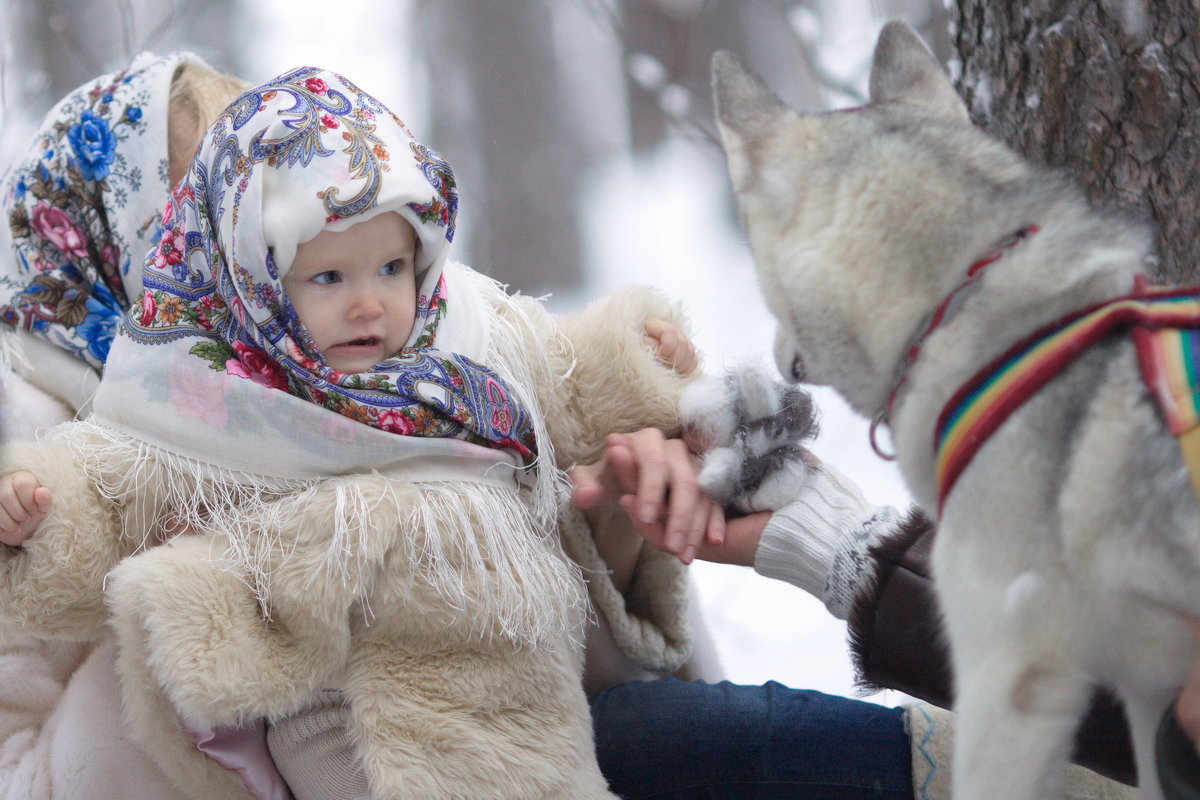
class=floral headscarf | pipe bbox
[92,66,536,480]
[0,52,199,370]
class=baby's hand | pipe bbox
[644,318,699,376]
[0,470,52,547]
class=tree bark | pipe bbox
[417,0,590,295]
[954,0,1200,283]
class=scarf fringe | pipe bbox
[56,420,587,647]
[387,481,589,646]
[462,269,569,538]
[47,268,588,648]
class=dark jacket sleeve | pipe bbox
[846,507,1137,787]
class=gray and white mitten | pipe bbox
[680,365,818,515]
[680,364,898,619]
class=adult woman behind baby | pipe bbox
[0,51,252,797]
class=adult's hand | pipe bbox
[571,428,769,565]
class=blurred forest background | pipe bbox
[0,0,949,295]
[2,0,1193,699]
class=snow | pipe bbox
[969,70,994,117]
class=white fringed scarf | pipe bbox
[73,66,583,646]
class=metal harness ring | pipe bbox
[869,409,897,461]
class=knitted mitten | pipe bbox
[680,364,897,619]
[905,703,1136,800]
[680,365,818,515]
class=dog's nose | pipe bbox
[773,329,805,383]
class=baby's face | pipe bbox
[283,211,418,373]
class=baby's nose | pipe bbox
[350,292,384,318]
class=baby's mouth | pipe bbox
[337,336,381,348]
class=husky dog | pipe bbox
[713,20,1200,800]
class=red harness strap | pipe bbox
[870,226,1038,460]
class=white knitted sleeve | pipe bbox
[753,462,899,620]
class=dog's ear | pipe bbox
[711,51,791,193]
[868,20,968,123]
[711,51,787,138]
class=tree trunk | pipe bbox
[417,0,590,295]
[954,0,1200,283]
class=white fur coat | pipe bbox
[0,284,698,800]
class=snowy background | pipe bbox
[0,0,937,705]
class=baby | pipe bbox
[0,67,697,800]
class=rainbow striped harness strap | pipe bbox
[935,279,1200,515]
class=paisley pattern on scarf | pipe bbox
[407,142,458,241]
[121,66,535,460]
[0,54,182,368]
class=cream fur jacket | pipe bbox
[0,284,704,800]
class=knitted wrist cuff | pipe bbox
[752,462,871,612]
[267,691,371,800]
[823,506,898,620]
[754,511,841,601]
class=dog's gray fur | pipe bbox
[713,20,1200,800]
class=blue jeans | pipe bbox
[590,679,912,799]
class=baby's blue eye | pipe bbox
[380,260,402,276]
[312,270,340,285]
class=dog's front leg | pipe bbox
[935,531,1095,800]
[1121,689,1175,800]
[952,655,1093,799]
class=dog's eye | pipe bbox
[773,329,806,384]
[789,355,805,382]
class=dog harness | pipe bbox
[872,227,1039,458]
[934,276,1200,515]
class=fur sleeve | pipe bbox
[559,506,692,674]
[494,284,699,670]
[540,285,698,467]
[845,506,951,700]
[0,436,126,641]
